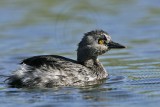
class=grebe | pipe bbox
[7,30,126,88]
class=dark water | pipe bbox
[0,0,160,107]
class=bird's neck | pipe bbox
[77,47,108,79]
[77,57,108,79]
[79,57,97,67]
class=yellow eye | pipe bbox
[98,39,104,44]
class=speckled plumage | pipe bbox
[7,30,125,88]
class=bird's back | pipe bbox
[21,55,78,67]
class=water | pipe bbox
[0,0,160,107]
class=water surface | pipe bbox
[0,0,160,107]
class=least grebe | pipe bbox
[7,30,126,88]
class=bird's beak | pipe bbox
[108,41,126,49]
